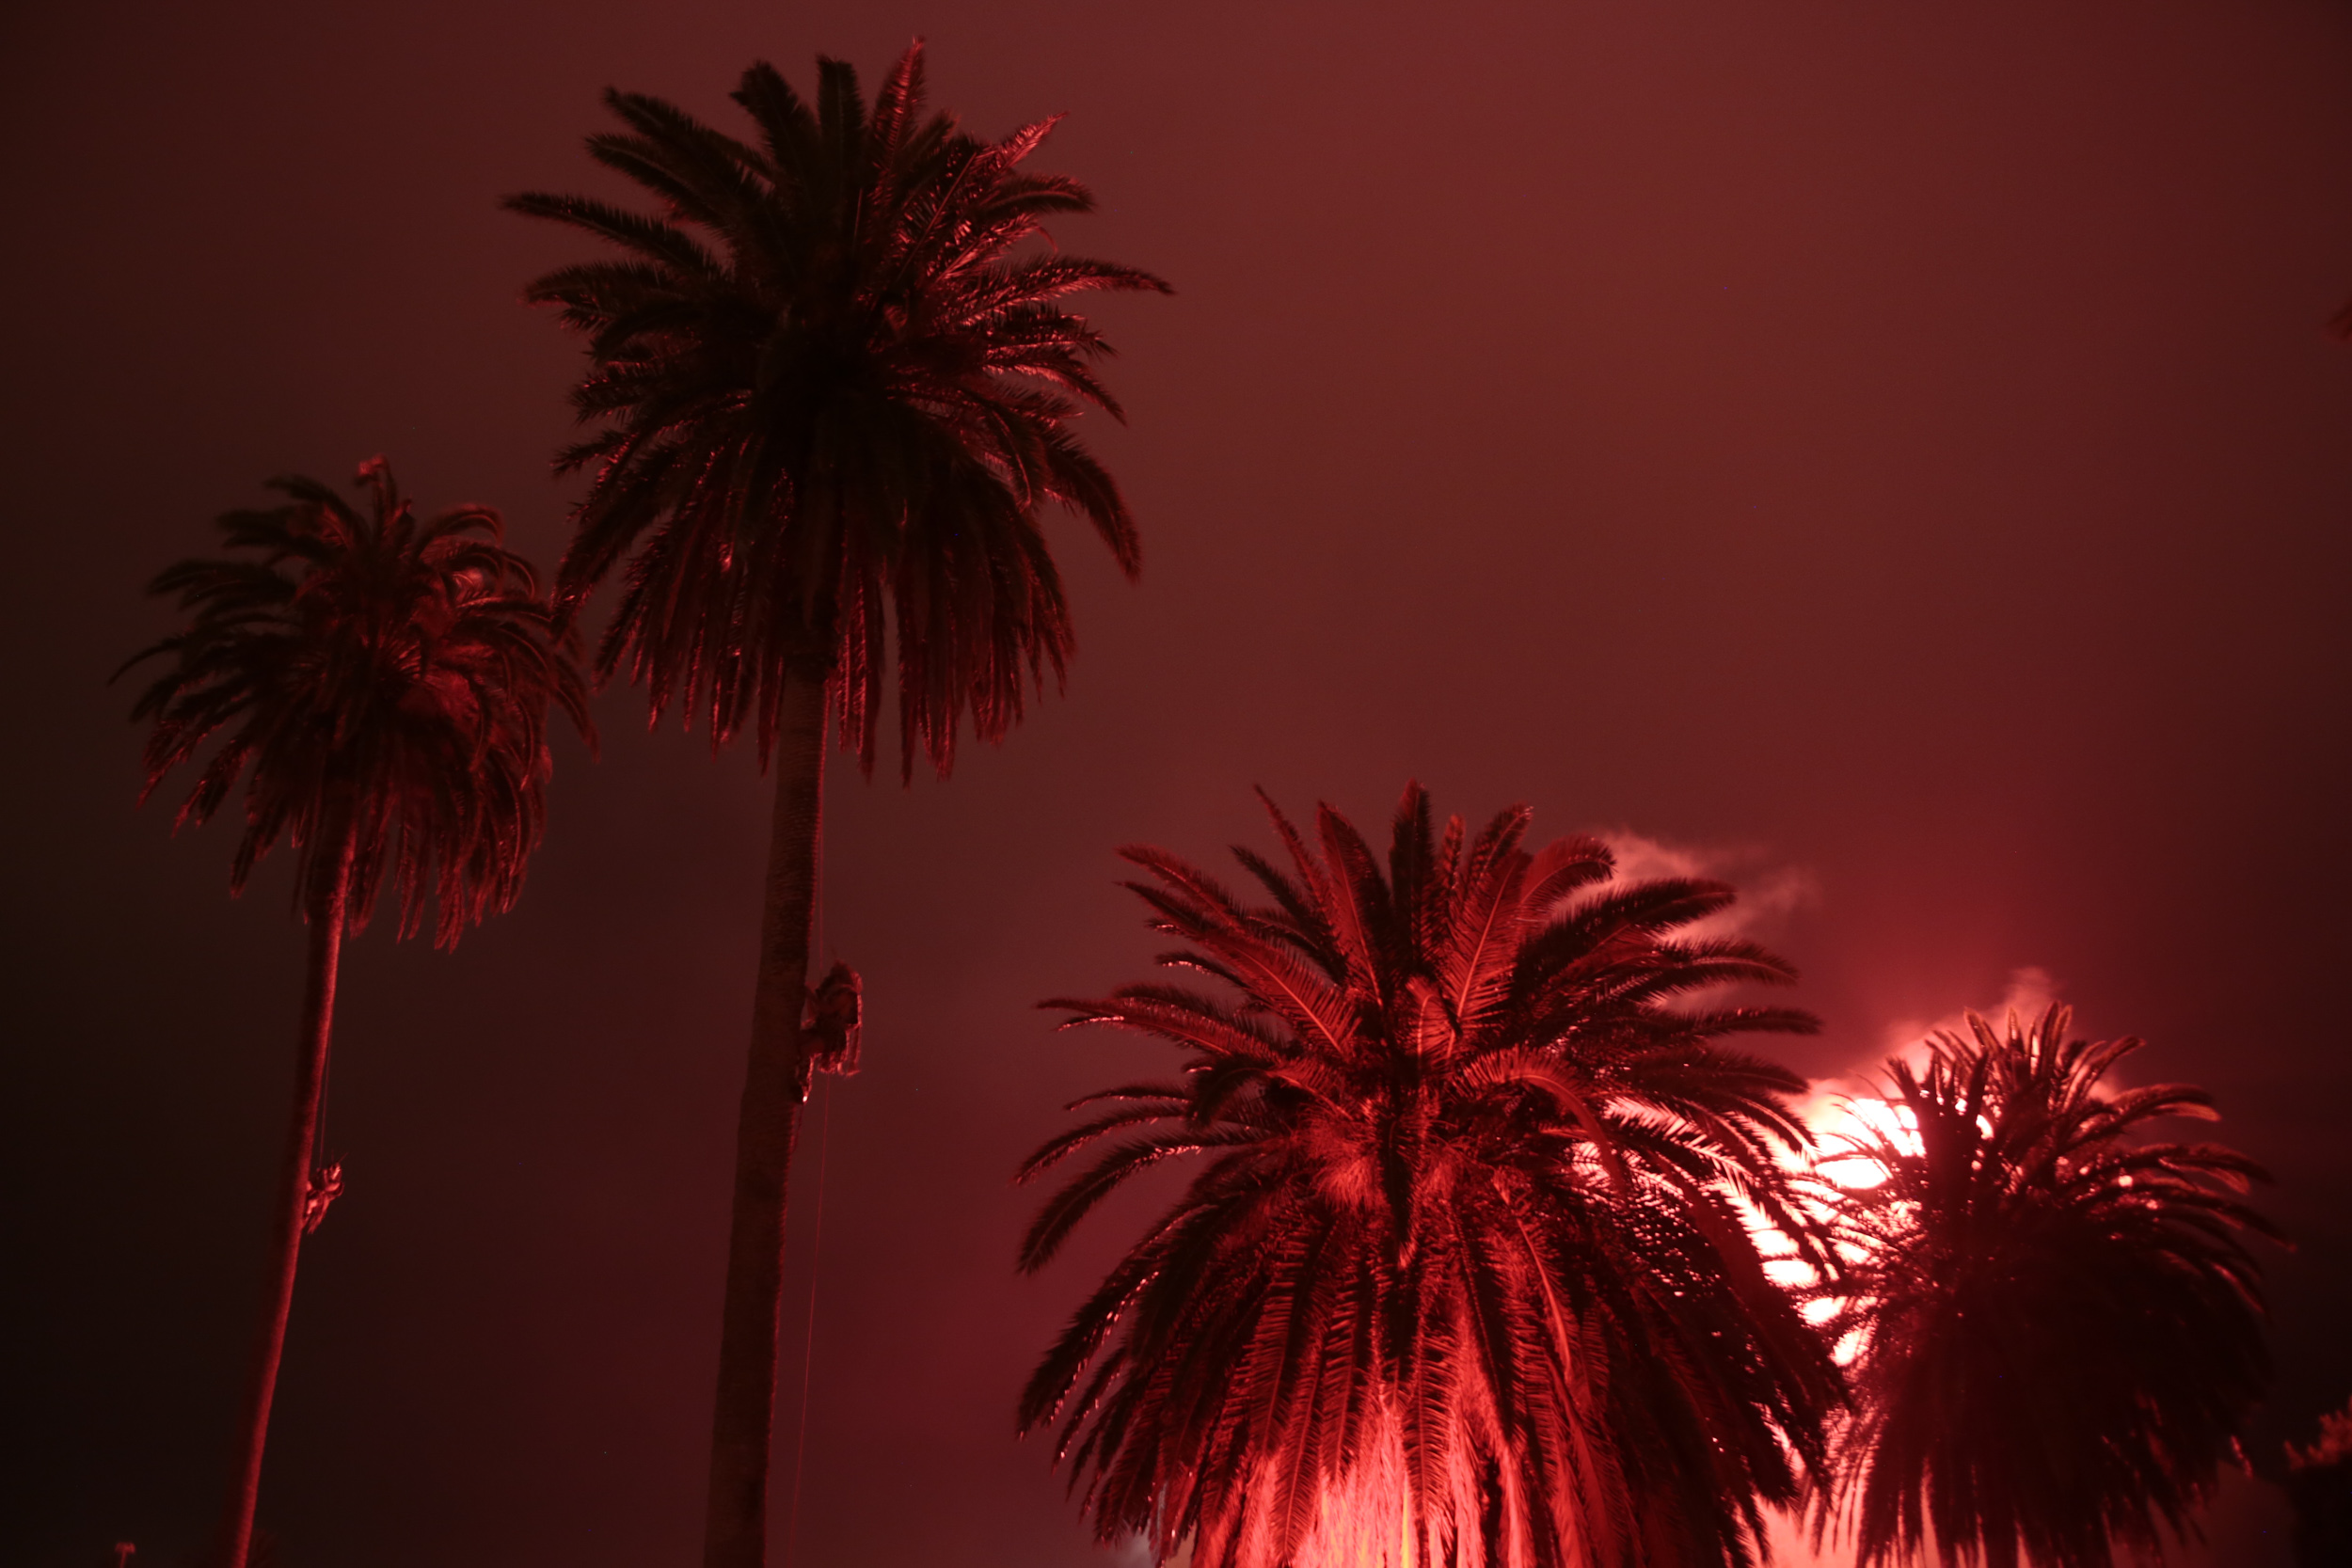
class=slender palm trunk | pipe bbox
[703,665,829,1568]
[215,831,355,1568]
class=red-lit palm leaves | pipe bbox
[507,46,1165,1568]
[1822,1006,2277,1568]
[121,460,588,1568]
[1019,786,1843,1568]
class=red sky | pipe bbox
[6,2,2350,1564]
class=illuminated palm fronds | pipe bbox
[1021,784,1842,1568]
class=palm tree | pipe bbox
[1819,1005,2279,1568]
[506,44,1165,1568]
[120,458,589,1568]
[1017,785,1845,1568]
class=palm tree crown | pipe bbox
[1822,1005,2278,1568]
[506,43,1168,773]
[1019,785,1844,1568]
[121,458,591,941]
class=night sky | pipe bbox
[7,3,2351,1565]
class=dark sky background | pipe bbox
[6,2,2351,1564]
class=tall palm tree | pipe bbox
[1018,785,1845,1568]
[1819,1005,2279,1568]
[120,459,589,1568]
[506,44,1165,1568]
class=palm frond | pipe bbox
[1022,784,1837,1568]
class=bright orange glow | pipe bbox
[1808,1096,1922,1192]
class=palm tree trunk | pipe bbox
[215,829,355,1568]
[702,664,829,1568]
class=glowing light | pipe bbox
[1799,1094,1919,1191]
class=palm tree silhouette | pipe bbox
[506,44,1165,1568]
[1018,785,1843,1568]
[1820,1005,2278,1568]
[120,459,589,1568]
